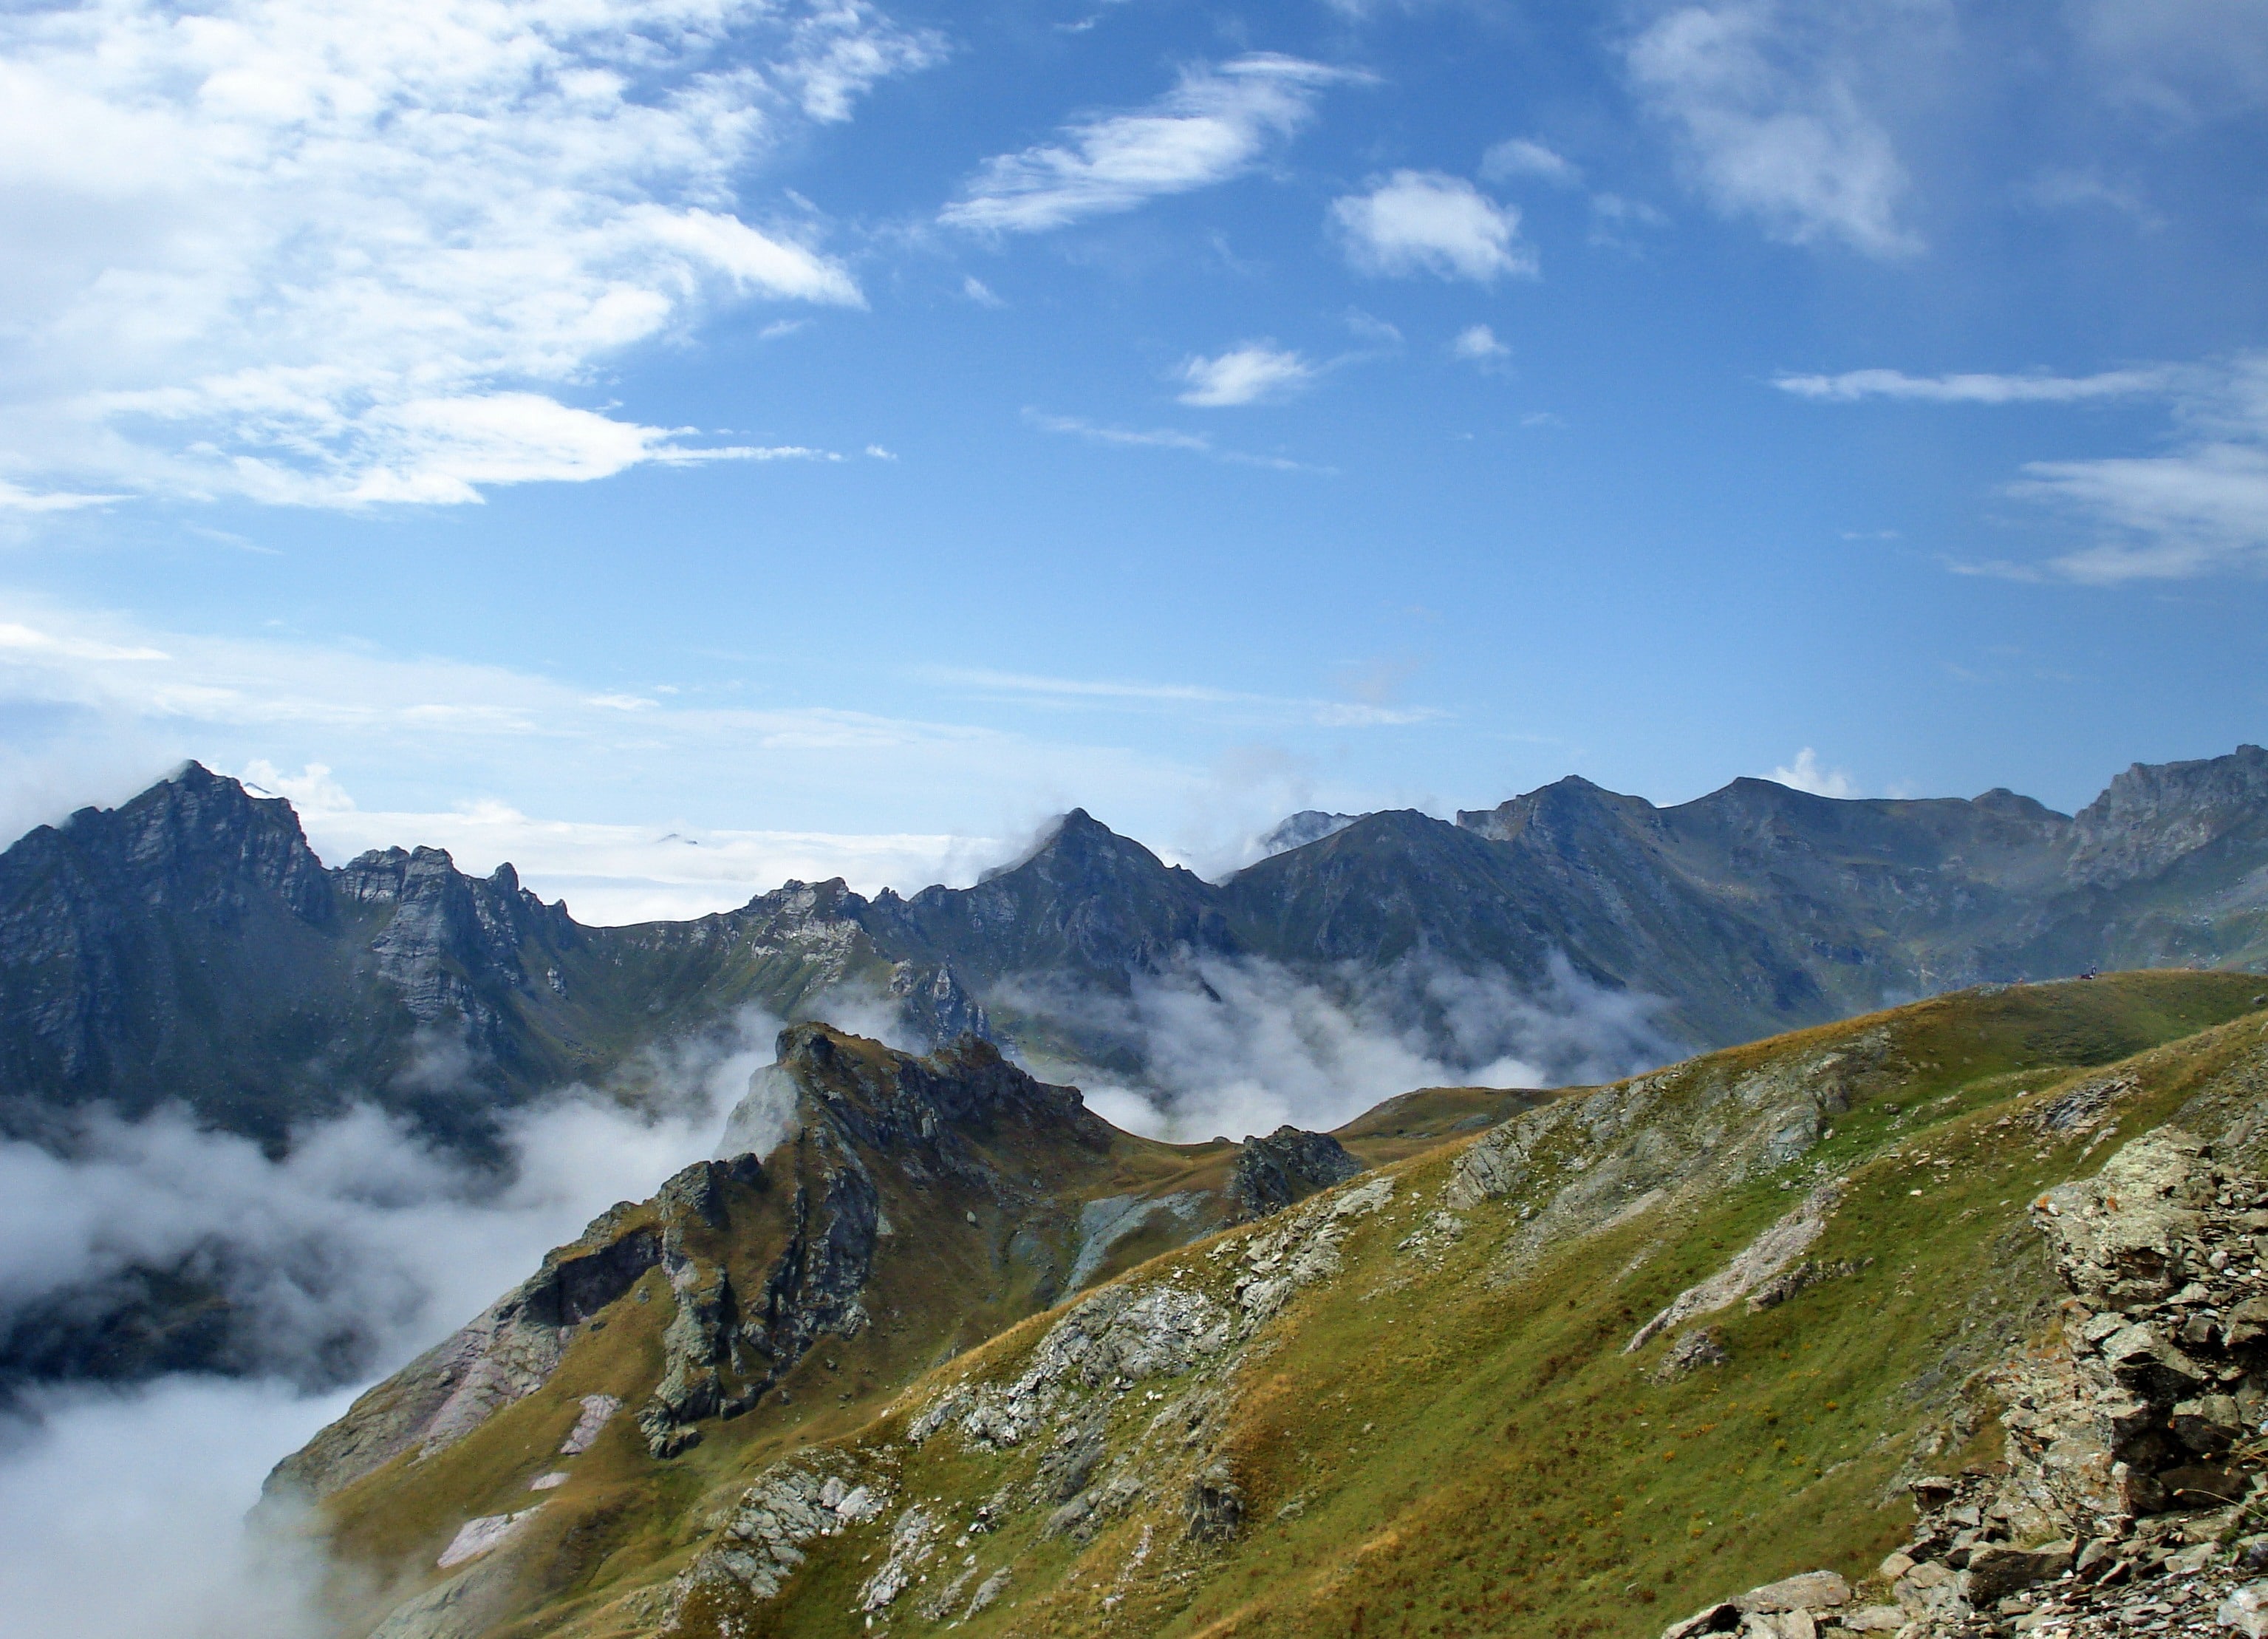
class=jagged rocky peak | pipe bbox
[1455,773,1660,844]
[1257,810,1362,858]
[41,758,334,924]
[740,1021,1111,1157]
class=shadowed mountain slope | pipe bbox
[3,749,2267,1154]
[280,971,2268,1639]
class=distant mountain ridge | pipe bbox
[3,749,2267,1151]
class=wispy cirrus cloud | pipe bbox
[923,665,1444,729]
[1783,352,2268,582]
[1330,171,1534,283]
[1023,409,1326,472]
[940,55,1361,234]
[1480,137,1582,187]
[1773,366,2173,403]
[0,590,1212,877]
[1625,1,1927,258]
[0,0,941,509]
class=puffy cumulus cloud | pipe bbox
[941,55,1359,234]
[1450,324,1509,363]
[0,0,939,508]
[1330,171,1534,283]
[1005,953,1676,1142]
[1768,746,1860,798]
[1175,342,1316,407]
[1625,1,1925,257]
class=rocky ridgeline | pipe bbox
[1664,1128,2268,1639]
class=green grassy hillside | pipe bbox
[299,972,2268,1639]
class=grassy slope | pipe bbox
[315,1027,1490,1637]
[324,972,2268,1639]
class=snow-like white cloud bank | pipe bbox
[0,1008,779,1391]
[0,0,941,508]
[0,1003,791,1638]
[1008,953,1677,1142]
[242,760,1001,924]
[0,1377,349,1639]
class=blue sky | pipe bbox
[1,0,2264,919]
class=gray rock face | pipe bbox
[1226,1125,1364,1220]
[266,1162,750,1499]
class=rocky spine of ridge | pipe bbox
[1659,1127,2268,1639]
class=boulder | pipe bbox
[1735,1570,1850,1613]
[1959,1541,2072,1605]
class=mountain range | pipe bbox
[2,747,2264,1151]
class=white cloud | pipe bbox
[239,760,997,923]
[2069,0,2268,121]
[1450,324,1509,362]
[1013,953,1674,1142]
[0,590,1213,865]
[1022,409,1325,473]
[1625,1,1922,257]
[0,0,939,508]
[1773,366,2171,403]
[0,480,117,513]
[961,276,1005,307]
[2016,441,2268,582]
[1330,171,1534,283]
[940,55,1358,233]
[923,664,1444,730]
[1769,746,1859,797]
[1480,137,1582,186]
[1175,343,1316,407]
[1781,351,2268,581]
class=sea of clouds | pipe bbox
[0,953,1673,1636]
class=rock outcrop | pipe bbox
[1226,1125,1364,1219]
[1663,1128,2268,1639]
